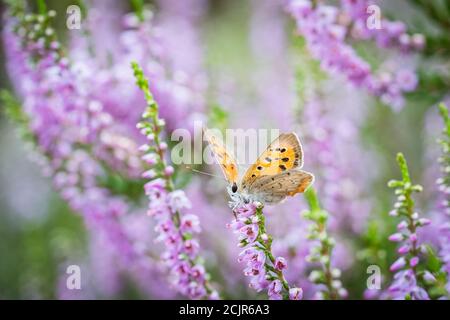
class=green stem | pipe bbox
[255,206,290,298]
[36,0,47,14]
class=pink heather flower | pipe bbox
[142,153,157,165]
[390,257,406,272]
[144,179,166,196]
[190,264,206,281]
[142,169,157,179]
[423,271,436,284]
[395,69,418,92]
[243,264,263,277]
[239,224,259,243]
[159,142,168,151]
[227,218,246,231]
[275,257,287,271]
[164,166,175,176]
[238,248,266,265]
[398,245,410,255]
[187,282,207,299]
[389,233,404,242]
[180,214,201,233]
[417,218,431,226]
[388,270,429,300]
[289,287,303,300]
[249,274,269,292]
[147,205,167,217]
[410,257,419,267]
[138,144,150,152]
[397,220,408,230]
[389,210,399,217]
[184,239,200,258]
[268,280,283,300]
[167,190,191,212]
[235,203,257,218]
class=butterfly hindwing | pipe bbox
[248,169,314,204]
[239,133,303,191]
[203,128,239,184]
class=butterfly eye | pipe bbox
[231,182,238,193]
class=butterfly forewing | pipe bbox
[203,128,239,184]
[239,133,303,191]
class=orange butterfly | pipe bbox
[204,129,314,208]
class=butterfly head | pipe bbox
[227,184,258,210]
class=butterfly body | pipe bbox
[204,129,314,209]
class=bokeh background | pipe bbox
[0,0,449,299]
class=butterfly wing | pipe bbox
[248,169,314,204]
[239,133,303,191]
[203,128,239,184]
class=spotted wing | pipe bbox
[248,169,314,204]
[239,133,303,191]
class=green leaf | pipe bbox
[425,245,442,273]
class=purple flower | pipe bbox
[230,201,301,299]
[289,287,303,300]
[268,280,283,300]
[389,233,404,242]
[423,271,437,284]
[2,8,169,293]
[285,0,420,110]
[390,257,406,272]
[134,62,216,299]
[180,214,201,233]
[386,153,432,299]
[239,224,259,244]
[410,257,419,268]
[395,70,418,92]
[167,190,192,212]
[275,257,287,271]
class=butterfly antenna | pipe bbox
[184,166,227,181]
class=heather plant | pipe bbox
[302,188,347,299]
[385,153,441,299]
[228,201,303,300]
[133,62,217,299]
[437,103,450,295]
[1,0,450,301]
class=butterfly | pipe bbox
[204,129,314,209]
